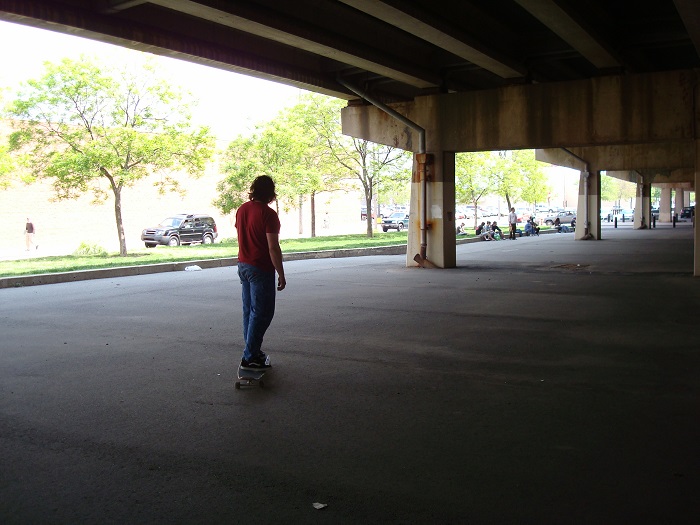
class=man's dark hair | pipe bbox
[249,175,277,204]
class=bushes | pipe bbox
[73,242,107,256]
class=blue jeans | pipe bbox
[237,262,276,361]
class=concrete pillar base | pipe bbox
[407,151,456,268]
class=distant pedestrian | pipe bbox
[25,218,38,251]
[508,208,518,240]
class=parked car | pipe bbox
[381,212,410,232]
[360,207,375,221]
[617,209,634,222]
[651,207,660,220]
[680,206,694,218]
[141,214,218,247]
[536,204,559,214]
[544,210,576,226]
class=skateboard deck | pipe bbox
[235,356,270,389]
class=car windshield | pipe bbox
[390,212,405,218]
[159,217,183,228]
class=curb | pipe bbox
[0,244,408,289]
[1,231,557,289]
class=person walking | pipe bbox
[508,207,518,240]
[235,175,286,370]
[25,218,38,251]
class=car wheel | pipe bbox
[145,243,157,248]
[168,236,180,247]
[202,234,213,244]
[382,227,388,232]
[398,223,404,231]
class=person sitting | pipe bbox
[476,221,494,240]
[570,217,576,229]
[525,217,540,236]
[456,222,468,236]
[554,217,571,233]
[490,221,503,240]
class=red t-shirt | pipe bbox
[235,200,281,272]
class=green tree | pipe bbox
[600,174,636,208]
[0,143,14,190]
[600,173,618,203]
[300,94,410,237]
[213,134,261,215]
[455,152,492,229]
[5,56,215,256]
[516,150,549,207]
[491,150,549,210]
[278,97,348,237]
[216,94,350,237]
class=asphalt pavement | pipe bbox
[1,222,698,524]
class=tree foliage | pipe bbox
[297,94,411,236]
[456,150,549,227]
[5,56,215,255]
[215,92,411,237]
[455,152,493,229]
[600,173,636,206]
[0,143,15,190]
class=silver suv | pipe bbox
[141,214,218,247]
[381,212,410,232]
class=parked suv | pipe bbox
[381,212,410,232]
[141,214,218,247]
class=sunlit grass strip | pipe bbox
[0,232,409,277]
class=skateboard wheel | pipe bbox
[235,382,241,390]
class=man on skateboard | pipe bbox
[235,175,286,371]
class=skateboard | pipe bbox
[235,356,270,389]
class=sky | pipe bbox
[0,19,306,143]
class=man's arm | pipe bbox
[266,232,286,291]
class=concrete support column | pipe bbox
[660,188,673,222]
[635,181,651,229]
[674,188,684,217]
[407,151,456,268]
[694,141,700,276]
[575,168,601,239]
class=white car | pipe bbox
[616,209,634,222]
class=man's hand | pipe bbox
[277,274,286,291]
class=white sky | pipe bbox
[0,20,306,143]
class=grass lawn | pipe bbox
[0,232,409,278]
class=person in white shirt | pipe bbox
[508,208,518,240]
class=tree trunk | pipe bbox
[115,192,127,256]
[105,170,127,256]
[310,192,316,238]
[365,195,374,237]
[298,194,303,235]
[364,174,374,238]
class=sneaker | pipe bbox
[240,353,271,370]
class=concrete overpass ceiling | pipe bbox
[0,0,697,104]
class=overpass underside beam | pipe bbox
[341,68,699,273]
